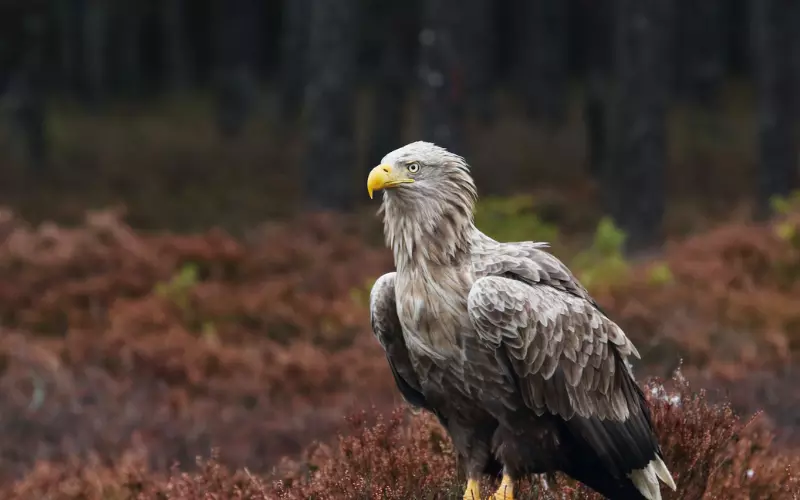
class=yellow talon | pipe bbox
[463,478,482,500]
[490,474,514,500]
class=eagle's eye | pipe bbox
[407,162,420,173]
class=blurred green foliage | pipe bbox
[571,216,631,290]
[155,262,200,312]
[771,191,800,244]
[647,261,675,287]
[769,191,800,216]
[155,262,217,338]
[474,195,559,245]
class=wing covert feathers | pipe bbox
[467,275,639,421]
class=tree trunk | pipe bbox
[752,0,799,217]
[517,0,569,126]
[215,0,260,138]
[608,0,672,253]
[82,0,107,105]
[582,0,612,180]
[675,0,725,107]
[277,0,310,124]
[304,0,360,211]
[367,1,414,165]
[460,0,495,124]
[115,0,143,97]
[53,0,80,95]
[160,0,191,92]
[3,6,48,170]
[418,0,466,153]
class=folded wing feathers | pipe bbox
[471,242,679,497]
[468,257,680,496]
[468,276,640,421]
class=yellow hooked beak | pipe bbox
[366,164,414,199]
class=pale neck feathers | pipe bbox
[379,171,479,360]
[379,173,477,270]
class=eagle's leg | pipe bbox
[463,478,482,500]
[447,417,494,500]
[489,470,514,500]
[456,438,491,500]
[458,451,481,500]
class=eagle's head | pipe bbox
[367,141,477,211]
[367,141,478,266]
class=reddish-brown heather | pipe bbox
[4,377,798,499]
[265,374,800,500]
[0,207,799,498]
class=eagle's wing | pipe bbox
[369,272,429,409]
[471,239,602,310]
[466,254,676,493]
[467,274,640,421]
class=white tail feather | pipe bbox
[652,456,677,491]
[630,464,660,500]
[629,457,677,500]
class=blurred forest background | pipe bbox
[2,0,800,498]
[0,0,797,250]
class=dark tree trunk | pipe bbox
[582,0,612,180]
[418,0,466,153]
[160,0,191,92]
[4,71,47,170]
[460,0,495,124]
[82,0,108,105]
[304,0,360,211]
[53,0,81,95]
[214,0,260,138]
[277,0,310,124]
[675,0,725,106]
[608,0,672,254]
[517,0,569,126]
[367,1,415,164]
[752,0,799,218]
[115,0,143,97]
[3,6,48,170]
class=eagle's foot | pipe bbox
[463,478,482,500]
[489,474,514,500]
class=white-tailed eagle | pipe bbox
[367,142,677,500]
